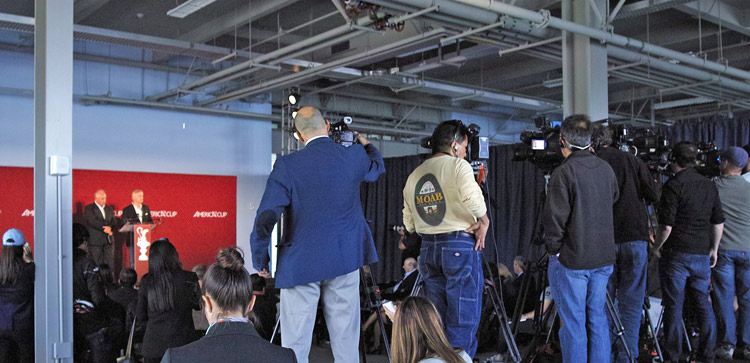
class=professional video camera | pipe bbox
[512,117,564,172]
[329,116,357,147]
[612,126,671,171]
[695,142,721,177]
[420,120,489,162]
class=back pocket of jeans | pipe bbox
[441,248,472,280]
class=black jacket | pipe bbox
[0,262,34,334]
[83,202,116,247]
[381,271,419,301]
[161,321,297,363]
[73,248,107,306]
[596,147,660,243]
[122,204,153,225]
[137,269,201,359]
[658,168,724,254]
[109,286,138,325]
[543,150,619,270]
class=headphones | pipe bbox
[452,120,464,155]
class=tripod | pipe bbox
[483,270,522,363]
[359,266,392,363]
[606,291,635,363]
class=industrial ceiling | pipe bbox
[1,0,749,143]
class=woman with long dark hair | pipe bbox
[136,238,200,363]
[161,247,296,363]
[0,229,35,363]
[391,296,471,363]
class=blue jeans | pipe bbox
[419,233,483,358]
[711,249,750,349]
[659,251,716,362]
[549,255,613,363]
[608,241,648,363]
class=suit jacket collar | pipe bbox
[205,321,261,339]
[305,136,332,147]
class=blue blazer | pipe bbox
[250,137,385,288]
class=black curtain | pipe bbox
[361,145,546,283]
[656,112,750,148]
[361,112,750,282]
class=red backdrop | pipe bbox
[0,166,236,274]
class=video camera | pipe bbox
[329,116,357,147]
[612,126,671,171]
[695,142,721,177]
[420,120,489,162]
[512,117,564,172]
[612,126,720,177]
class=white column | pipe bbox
[562,0,609,120]
[34,0,74,361]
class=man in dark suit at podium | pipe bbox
[84,189,116,268]
[121,189,153,268]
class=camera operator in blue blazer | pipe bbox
[250,106,385,363]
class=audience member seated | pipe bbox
[109,268,138,327]
[72,223,122,362]
[191,265,209,333]
[137,238,201,363]
[390,296,472,363]
[503,256,537,318]
[0,229,35,363]
[98,264,118,295]
[161,247,296,363]
[381,257,420,301]
[250,273,278,341]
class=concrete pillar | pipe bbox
[34,0,74,361]
[562,0,609,120]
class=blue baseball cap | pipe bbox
[2,228,25,246]
[721,146,748,169]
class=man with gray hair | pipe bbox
[83,189,116,268]
[251,106,385,363]
[543,114,619,362]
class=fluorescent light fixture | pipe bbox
[167,0,217,18]
[542,78,563,88]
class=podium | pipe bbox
[119,222,157,278]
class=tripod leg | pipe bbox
[681,319,693,357]
[606,292,634,363]
[270,315,281,343]
[487,285,522,363]
[643,300,664,362]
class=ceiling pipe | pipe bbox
[450,0,750,81]
[391,0,750,98]
[201,28,448,106]
[147,15,379,101]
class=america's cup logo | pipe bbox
[136,226,151,261]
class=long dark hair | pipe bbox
[0,245,24,285]
[203,247,254,314]
[144,239,182,312]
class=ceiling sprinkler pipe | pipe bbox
[451,0,750,81]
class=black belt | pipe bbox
[421,231,475,240]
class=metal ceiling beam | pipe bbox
[675,0,750,38]
[200,28,448,106]
[176,0,299,43]
[74,0,110,22]
[449,0,750,80]
[614,0,694,20]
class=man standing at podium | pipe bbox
[121,189,153,268]
[84,189,116,268]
